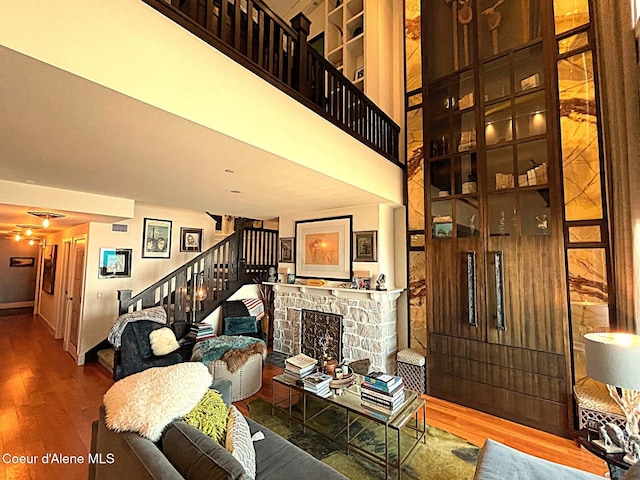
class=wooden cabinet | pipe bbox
[424,0,571,436]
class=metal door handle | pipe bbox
[466,251,478,327]
[492,251,506,331]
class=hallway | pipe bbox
[0,314,112,480]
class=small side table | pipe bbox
[577,429,630,480]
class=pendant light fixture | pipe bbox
[27,211,65,227]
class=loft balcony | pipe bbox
[143,0,400,164]
[1,1,404,219]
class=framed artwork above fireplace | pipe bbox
[295,215,352,281]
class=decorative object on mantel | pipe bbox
[355,276,371,290]
[353,230,377,262]
[267,266,277,283]
[307,279,327,287]
[585,332,640,464]
[295,216,352,281]
[376,273,387,291]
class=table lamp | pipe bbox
[584,332,640,463]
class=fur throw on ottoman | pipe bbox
[103,362,212,441]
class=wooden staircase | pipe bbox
[117,226,278,323]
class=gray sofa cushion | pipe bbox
[247,418,348,480]
[473,439,604,480]
[624,461,640,480]
[162,421,246,480]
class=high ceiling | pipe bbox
[0,37,391,239]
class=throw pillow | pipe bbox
[181,389,228,443]
[223,316,258,336]
[225,405,256,480]
[162,421,246,480]
[103,362,212,441]
[149,327,180,356]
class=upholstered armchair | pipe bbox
[221,300,266,341]
[113,320,184,381]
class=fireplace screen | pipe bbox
[301,309,342,363]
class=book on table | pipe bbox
[361,397,405,415]
[364,372,402,389]
[285,353,318,373]
[361,382,405,402]
[361,378,404,395]
[303,372,332,389]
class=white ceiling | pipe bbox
[0,41,392,238]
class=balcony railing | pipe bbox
[141,0,401,164]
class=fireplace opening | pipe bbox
[301,309,343,363]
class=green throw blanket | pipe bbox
[191,335,266,365]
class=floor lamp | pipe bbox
[585,332,640,464]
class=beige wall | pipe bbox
[40,203,223,364]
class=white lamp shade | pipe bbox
[584,332,640,390]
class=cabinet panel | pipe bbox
[486,235,567,353]
[429,371,568,437]
[429,239,485,341]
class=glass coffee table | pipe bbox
[272,373,426,480]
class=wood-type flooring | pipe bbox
[0,314,608,479]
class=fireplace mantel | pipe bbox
[265,282,404,303]
[268,282,405,372]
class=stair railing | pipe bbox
[117,227,278,323]
[140,0,401,164]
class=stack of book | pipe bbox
[302,372,332,398]
[186,322,216,342]
[283,353,318,382]
[360,372,405,415]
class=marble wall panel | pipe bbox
[407,108,425,231]
[557,51,603,221]
[409,251,427,355]
[405,0,422,92]
[553,0,590,35]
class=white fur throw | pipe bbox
[149,327,180,356]
[103,363,212,441]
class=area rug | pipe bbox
[265,351,288,368]
[248,397,479,480]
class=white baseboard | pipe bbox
[0,301,34,309]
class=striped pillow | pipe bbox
[225,405,255,479]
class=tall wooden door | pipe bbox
[65,240,85,359]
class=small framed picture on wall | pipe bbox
[279,237,294,263]
[142,218,172,258]
[180,227,203,252]
[353,230,377,262]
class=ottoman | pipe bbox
[397,348,426,394]
[206,352,263,401]
[573,377,625,430]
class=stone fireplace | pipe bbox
[270,284,403,372]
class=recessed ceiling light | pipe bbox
[230,190,241,194]
[224,169,235,174]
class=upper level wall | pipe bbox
[0,0,403,207]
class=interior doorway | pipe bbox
[64,236,86,360]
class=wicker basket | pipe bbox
[206,352,263,401]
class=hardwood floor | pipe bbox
[0,314,608,479]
